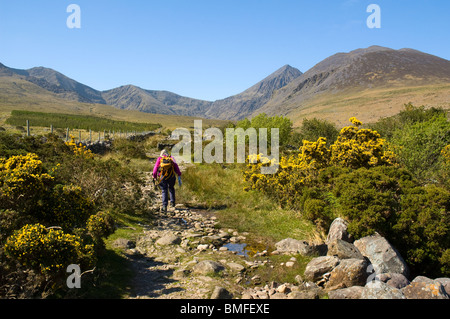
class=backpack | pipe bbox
[159,156,175,182]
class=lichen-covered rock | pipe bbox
[402,276,449,299]
[156,234,181,246]
[327,258,368,288]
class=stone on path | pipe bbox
[210,286,233,299]
[192,260,225,275]
[155,233,181,246]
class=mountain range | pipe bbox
[1,45,449,126]
[257,46,450,125]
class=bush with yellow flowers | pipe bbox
[0,153,54,212]
[87,211,116,246]
[330,117,396,168]
[244,117,395,211]
[65,136,94,159]
[4,224,94,276]
[0,152,112,292]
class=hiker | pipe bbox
[152,149,182,212]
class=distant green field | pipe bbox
[6,110,162,132]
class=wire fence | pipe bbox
[21,120,158,144]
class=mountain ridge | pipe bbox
[0,62,302,120]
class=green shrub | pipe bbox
[369,103,447,139]
[393,185,450,277]
[390,115,450,183]
[330,166,450,277]
[40,184,95,231]
[236,113,293,146]
[303,198,333,232]
[245,113,450,277]
[291,118,339,148]
[332,166,411,238]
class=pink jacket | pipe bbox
[152,156,182,179]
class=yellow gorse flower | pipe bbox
[0,153,54,199]
[65,136,94,159]
[4,223,93,275]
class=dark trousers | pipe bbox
[159,176,176,207]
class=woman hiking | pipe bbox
[152,149,182,212]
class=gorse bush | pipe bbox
[244,116,450,277]
[0,153,54,212]
[244,117,395,211]
[4,224,95,276]
[330,117,396,168]
[65,136,94,159]
[87,212,116,243]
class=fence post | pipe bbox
[26,120,30,137]
[50,124,53,134]
[89,129,92,143]
[66,128,70,142]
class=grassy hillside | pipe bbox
[6,110,162,132]
[284,84,450,128]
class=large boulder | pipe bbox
[436,278,450,296]
[304,256,340,282]
[327,258,368,288]
[402,276,449,299]
[327,239,364,260]
[326,218,353,243]
[354,233,409,278]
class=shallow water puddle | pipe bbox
[223,243,249,257]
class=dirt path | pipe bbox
[118,168,311,300]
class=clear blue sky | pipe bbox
[0,0,449,101]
